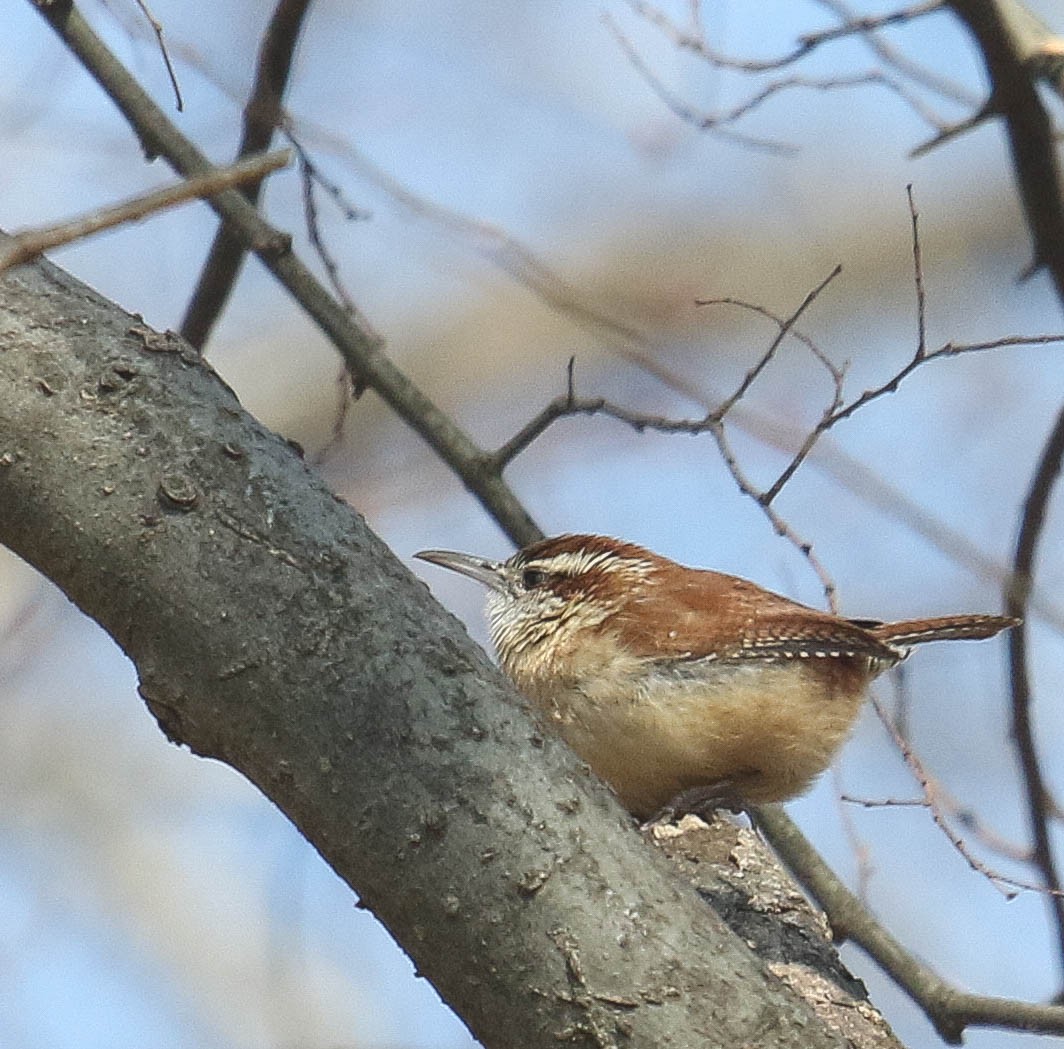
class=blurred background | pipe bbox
[1,1,1062,1047]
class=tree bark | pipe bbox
[0,245,882,1047]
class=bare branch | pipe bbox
[288,132,374,463]
[695,295,843,379]
[725,191,1064,498]
[628,0,945,72]
[708,415,841,608]
[181,0,313,349]
[698,271,848,508]
[831,766,878,901]
[1006,402,1064,990]
[0,150,291,275]
[947,0,1064,301]
[908,185,927,357]
[296,116,660,359]
[493,211,1061,611]
[841,795,928,808]
[755,805,1064,1043]
[489,377,842,608]
[627,0,810,73]
[909,102,994,156]
[803,1,948,51]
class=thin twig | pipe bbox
[714,70,943,131]
[490,380,841,608]
[256,114,660,362]
[910,104,995,158]
[718,192,1064,502]
[292,134,368,313]
[707,416,840,608]
[869,694,1053,898]
[133,0,183,111]
[761,383,845,506]
[802,1,948,51]
[831,765,877,901]
[697,274,849,509]
[841,789,1032,864]
[0,150,291,275]
[826,332,1064,427]
[695,295,843,379]
[290,133,374,464]
[629,0,944,73]
[908,185,927,358]
[602,12,797,153]
[629,0,810,72]
[841,795,928,808]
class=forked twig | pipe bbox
[868,695,1051,898]
[712,264,843,419]
[613,0,958,148]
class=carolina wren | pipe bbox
[416,535,1018,819]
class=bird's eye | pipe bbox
[522,568,548,589]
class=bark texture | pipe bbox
[0,246,879,1047]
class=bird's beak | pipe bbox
[415,549,508,593]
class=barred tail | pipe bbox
[870,614,1020,648]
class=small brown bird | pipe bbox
[416,535,1017,819]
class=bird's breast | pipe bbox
[513,646,871,818]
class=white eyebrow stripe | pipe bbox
[529,550,654,578]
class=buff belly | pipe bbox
[519,656,868,819]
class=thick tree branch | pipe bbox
[0,246,873,1049]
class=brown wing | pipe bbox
[614,568,901,663]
